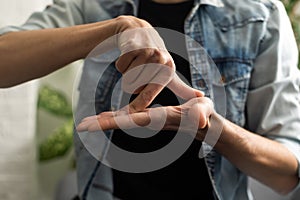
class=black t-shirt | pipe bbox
[112,0,214,199]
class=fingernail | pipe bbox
[195,90,205,97]
[76,124,85,132]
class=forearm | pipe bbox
[210,113,299,194]
[0,18,119,87]
[0,14,157,88]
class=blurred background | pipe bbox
[0,1,82,199]
[0,0,299,200]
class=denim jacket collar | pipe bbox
[195,0,224,7]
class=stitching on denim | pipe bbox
[82,161,101,200]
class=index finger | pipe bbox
[128,83,164,112]
[76,111,151,132]
[128,72,204,112]
[167,73,204,100]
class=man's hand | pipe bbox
[114,16,203,112]
[76,97,214,141]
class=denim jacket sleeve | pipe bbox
[246,0,300,195]
[0,0,85,35]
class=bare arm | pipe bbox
[211,113,299,195]
[0,15,201,114]
[0,19,114,87]
[77,97,299,195]
[76,0,300,195]
[0,17,126,87]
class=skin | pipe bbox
[1,0,298,196]
[0,15,201,111]
[75,1,299,195]
[77,96,299,195]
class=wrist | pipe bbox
[196,112,224,145]
[114,15,152,34]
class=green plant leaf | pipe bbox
[38,119,74,162]
[284,0,300,69]
[38,85,73,118]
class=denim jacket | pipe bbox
[1,0,300,199]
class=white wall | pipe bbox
[0,1,81,200]
[36,61,82,200]
[0,1,50,199]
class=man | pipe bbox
[1,0,300,199]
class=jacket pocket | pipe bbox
[204,1,268,31]
[213,61,252,126]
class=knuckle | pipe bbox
[165,57,175,70]
[142,48,153,57]
[103,119,113,129]
[148,49,170,64]
[152,48,162,57]
[117,15,136,25]
[116,15,127,21]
